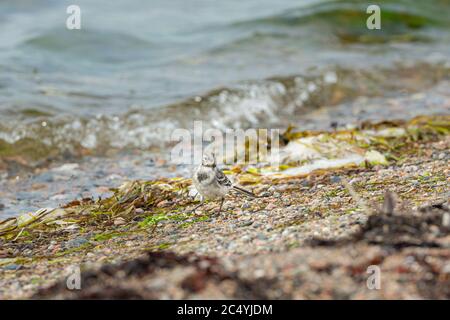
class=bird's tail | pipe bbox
[232,185,257,198]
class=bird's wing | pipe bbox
[215,167,232,187]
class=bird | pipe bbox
[192,152,256,214]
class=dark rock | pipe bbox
[330,175,341,183]
[65,237,89,249]
[2,264,22,271]
[240,221,253,227]
[33,172,54,183]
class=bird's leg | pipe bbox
[190,201,204,214]
[217,197,225,214]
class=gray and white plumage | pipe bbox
[192,153,255,212]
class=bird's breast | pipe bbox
[196,172,209,183]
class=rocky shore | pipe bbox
[0,115,449,299]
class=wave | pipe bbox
[226,0,449,44]
[0,62,449,165]
[22,28,155,64]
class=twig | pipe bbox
[341,177,374,215]
[13,228,25,241]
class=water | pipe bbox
[0,0,450,216]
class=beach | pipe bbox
[0,0,449,299]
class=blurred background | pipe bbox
[0,0,449,216]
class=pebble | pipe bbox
[330,175,341,183]
[240,221,253,227]
[228,242,237,250]
[65,224,80,231]
[52,163,79,173]
[282,229,291,237]
[65,237,88,249]
[348,178,361,184]
[241,202,251,209]
[442,264,450,274]
[33,172,54,183]
[2,264,22,271]
[254,269,266,278]
[50,194,68,201]
[157,200,170,208]
[114,217,126,226]
[301,180,311,187]
[256,233,268,240]
[22,249,33,257]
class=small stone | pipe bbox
[265,203,277,211]
[125,241,134,247]
[442,264,450,274]
[114,217,126,226]
[301,180,311,187]
[135,208,144,214]
[442,213,450,227]
[22,249,32,257]
[240,221,253,227]
[241,202,251,209]
[157,200,170,208]
[33,172,54,183]
[65,224,80,231]
[241,235,251,242]
[2,264,22,271]
[66,237,88,249]
[53,163,79,172]
[228,242,237,249]
[50,194,68,201]
[330,175,341,183]
[254,269,266,278]
[256,233,268,240]
[269,234,278,240]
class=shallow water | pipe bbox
[1,0,450,153]
[1,0,450,217]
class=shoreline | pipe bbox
[0,115,449,299]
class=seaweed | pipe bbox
[0,115,448,275]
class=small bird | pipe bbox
[192,152,255,213]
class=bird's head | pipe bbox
[201,153,216,167]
